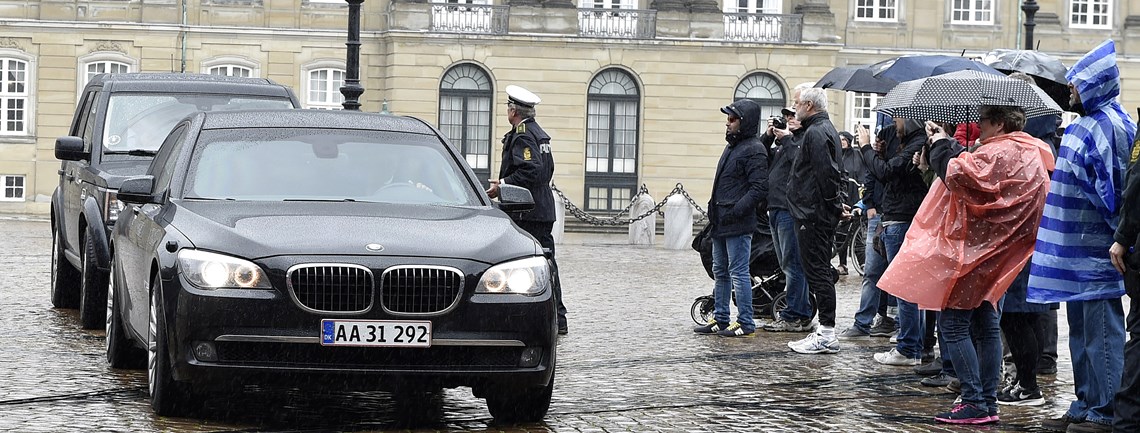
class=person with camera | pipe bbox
[762,83,815,334]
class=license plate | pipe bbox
[320,319,432,347]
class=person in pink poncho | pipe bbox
[878,105,1055,424]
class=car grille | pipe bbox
[380,266,463,315]
[215,342,521,369]
[288,264,375,313]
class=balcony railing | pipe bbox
[723,13,801,43]
[430,4,509,35]
[578,8,656,39]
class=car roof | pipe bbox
[199,109,439,135]
[91,73,294,97]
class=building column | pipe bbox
[793,0,839,43]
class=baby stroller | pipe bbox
[689,214,789,325]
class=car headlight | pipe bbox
[103,190,124,223]
[177,249,272,290]
[475,256,550,295]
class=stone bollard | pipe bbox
[552,186,566,244]
[627,193,656,246]
[663,194,695,250]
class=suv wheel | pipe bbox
[50,228,81,308]
[107,262,145,368]
[485,368,554,424]
[79,230,109,329]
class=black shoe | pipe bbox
[558,325,568,335]
[1036,361,1058,375]
[1041,414,1076,432]
[997,383,1045,406]
[921,372,956,387]
[869,316,898,337]
[914,357,943,376]
[1066,420,1113,432]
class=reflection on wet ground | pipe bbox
[0,217,1098,432]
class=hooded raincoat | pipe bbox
[877,131,1055,310]
[1027,39,1138,303]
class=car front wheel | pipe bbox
[148,275,198,416]
[79,231,109,329]
[50,228,81,308]
[485,367,555,424]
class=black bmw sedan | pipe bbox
[106,109,556,422]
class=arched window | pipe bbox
[734,72,787,122]
[77,51,136,93]
[438,64,493,183]
[585,68,639,212]
[302,61,345,110]
[203,57,259,78]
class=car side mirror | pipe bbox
[497,184,535,214]
[117,176,157,205]
[55,136,89,161]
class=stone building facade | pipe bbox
[1,0,1138,215]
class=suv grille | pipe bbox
[287,264,374,313]
[380,266,464,314]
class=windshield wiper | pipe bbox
[282,198,361,202]
[104,149,158,156]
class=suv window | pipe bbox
[78,92,99,151]
[102,94,294,153]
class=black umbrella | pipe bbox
[815,65,898,95]
[873,70,1063,124]
[981,49,1070,111]
[869,54,1005,82]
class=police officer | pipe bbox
[486,85,567,334]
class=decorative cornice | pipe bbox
[93,41,126,53]
[0,38,26,51]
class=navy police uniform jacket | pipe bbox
[500,117,556,223]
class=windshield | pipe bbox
[183,128,481,206]
[102,94,294,153]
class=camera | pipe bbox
[769,115,787,131]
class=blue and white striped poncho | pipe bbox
[1028,39,1138,303]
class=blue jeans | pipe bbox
[939,302,1002,414]
[1066,299,1126,425]
[852,215,886,332]
[769,209,810,321]
[881,222,924,358]
[712,233,754,332]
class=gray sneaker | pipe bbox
[869,316,898,337]
[764,318,814,332]
[838,326,871,340]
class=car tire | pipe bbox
[106,262,145,369]
[50,228,81,309]
[148,275,198,416]
[79,231,109,329]
[485,367,554,424]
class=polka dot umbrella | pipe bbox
[872,70,1064,124]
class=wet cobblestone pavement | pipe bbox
[0,214,1103,432]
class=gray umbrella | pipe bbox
[873,70,1063,123]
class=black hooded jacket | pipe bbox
[861,119,929,222]
[708,99,770,237]
[787,111,844,223]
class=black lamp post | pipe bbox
[340,0,365,110]
[1022,0,1039,50]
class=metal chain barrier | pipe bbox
[551,182,708,226]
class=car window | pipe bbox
[150,125,188,195]
[102,93,294,153]
[183,128,481,206]
[79,92,99,151]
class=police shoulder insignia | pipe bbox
[523,147,532,161]
[516,123,526,133]
[1132,140,1140,164]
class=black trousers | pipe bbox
[1000,311,1047,389]
[1114,268,1140,431]
[795,217,838,328]
[515,220,567,327]
[1040,309,1059,369]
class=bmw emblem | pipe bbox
[365,243,384,252]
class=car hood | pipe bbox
[169,201,540,264]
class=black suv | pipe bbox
[50,73,300,328]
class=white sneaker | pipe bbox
[789,331,840,354]
[874,348,921,366]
